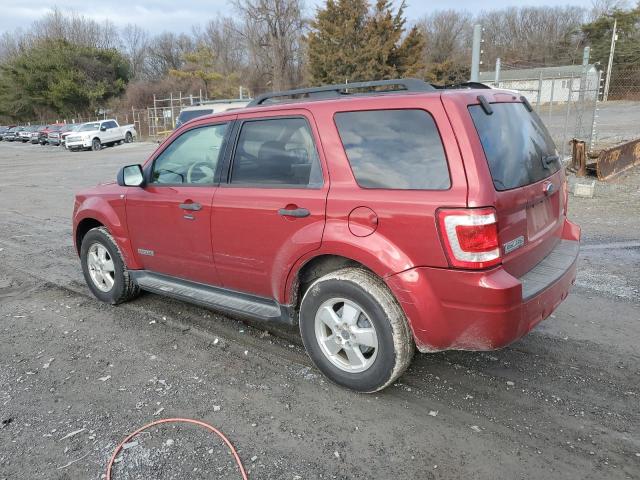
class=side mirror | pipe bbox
[100,126,107,132]
[117,164,145,187]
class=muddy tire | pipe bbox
[299,267,414,392]
[80,227,140,305]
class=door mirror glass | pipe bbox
[118,164,144,187]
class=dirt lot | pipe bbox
[0,140,638,480]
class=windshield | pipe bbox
[78,123,100,132]
[176,109,214,127]
[469,102,559,191]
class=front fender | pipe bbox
[73,193,141,270]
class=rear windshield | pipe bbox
[176,109,214,127]
[469,102,559,191]
[334,109,450,190]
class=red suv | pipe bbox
[73,79,580,392]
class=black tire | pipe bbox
[80,227,140,305]
[124,131,133,143]
[91,138,101,151]
[299,267,414,392]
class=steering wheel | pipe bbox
[187,161,215,184]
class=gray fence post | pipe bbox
[548,79,555,121]
[536,71,543,110]
[561,74,575,159]
[470,25,482,82]
[589,69,604,152]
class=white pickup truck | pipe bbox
[65,119,137,151]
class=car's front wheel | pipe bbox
[125,132,133,143]
[299,268,414,392]
[80,227,140,304]
[91,138,101,151]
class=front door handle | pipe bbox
[278,207,310,218]
[180,202,202,211]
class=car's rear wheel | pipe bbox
[80,227,140,304]
[91,138,101,151]
[125,132,133,143]
[299,267,414,392]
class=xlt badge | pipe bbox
[503,236,524,254]
[137,248,154,256]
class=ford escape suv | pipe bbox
[73,79,580,392]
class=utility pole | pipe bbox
[603,17,618,102]
[494,58,501,86]
[470,24,482,82]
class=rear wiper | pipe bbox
[541,154,559,169]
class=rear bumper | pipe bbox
[386,219,580,352]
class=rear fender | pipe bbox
[282,225,414,305]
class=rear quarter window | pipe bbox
[334,109,450,190]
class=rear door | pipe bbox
[212,110,328,300]
[467,101,565,277]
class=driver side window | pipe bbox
[151,123,228,185]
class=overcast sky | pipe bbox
[1,1,593,34]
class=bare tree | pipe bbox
[145,32,194,80]
[478,6,588,68]
[590,0,630,20]
[233,0,306,91]
[199,17,248,76]
[121,24,149,80]
[417,10,472,65]
[31,7,120,49]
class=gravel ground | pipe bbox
[0,140,639,479]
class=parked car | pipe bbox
[30,125,44,144]
[175,99,250,128]
[3,126,21,142]
[50,124,80,147]
[66,119,137,151]
[38,124,64,145]
[0,125,13,140]
[73,79,580,392]
[18,126,35,142]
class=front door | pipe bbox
[212,113,328,300]
[126,121,232,285]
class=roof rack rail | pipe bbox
[248,78,435,107]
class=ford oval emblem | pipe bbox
[544,182,554,195]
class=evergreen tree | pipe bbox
[307,0,425,84]
[0,39,129,120]
[581,6,640,67]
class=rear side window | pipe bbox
[229,117,323,187]
[334,109,450,190]
[469,102,559,191]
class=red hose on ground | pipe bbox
[106,418,248,480]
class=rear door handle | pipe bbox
[180,202,202,211]
[278,207,310,218]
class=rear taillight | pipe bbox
[437,208,501,269]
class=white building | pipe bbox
[479,65,600,105]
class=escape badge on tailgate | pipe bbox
[503,236,525,254]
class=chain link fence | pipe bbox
[606,67,640,101]
[480,65,603,157]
